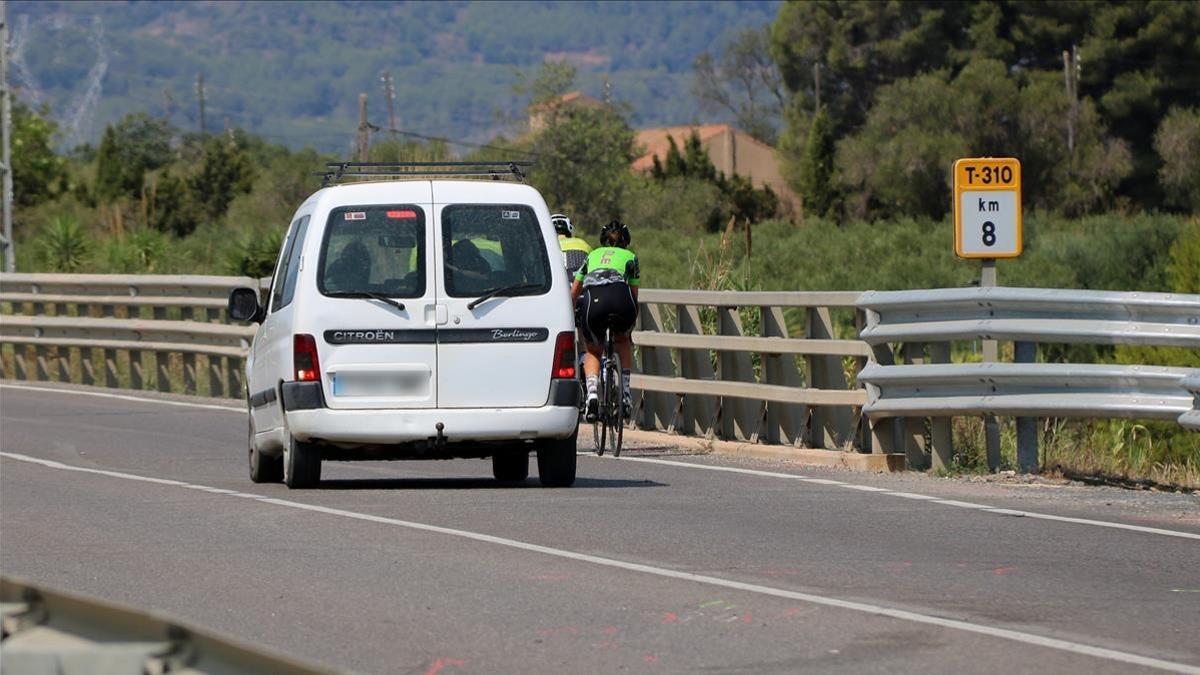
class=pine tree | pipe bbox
[799,109,836,218]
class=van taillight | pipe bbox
[551,331,575,379]
[294,334,321,382]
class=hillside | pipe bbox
[8,1,779,153]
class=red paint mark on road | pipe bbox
[603,625,620,635]
[595,640,617,650]
[643,653,660,663]
[741,614,754,624]
[993,566,1018,576]
[535,573,570,581]
[424,658,465,675]
[661,611,678,624]
[783,607,801,618]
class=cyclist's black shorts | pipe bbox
[580,282,638,346]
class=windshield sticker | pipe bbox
[344,211,366,220]
[501,210,520,220]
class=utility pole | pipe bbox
[380,71,397,138]
[356,92,370,162]
[1,0,13,273]
[1062,46,1080,158]
[195,73,206,135]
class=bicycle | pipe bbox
[583,323,624,457]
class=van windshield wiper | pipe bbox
[467,284,542,310]
[325,291,406,311]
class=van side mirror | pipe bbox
[228,287,264,323]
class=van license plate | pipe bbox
[332,373,427,397]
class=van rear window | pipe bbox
[441,204,551,297]
[318,205,426,298]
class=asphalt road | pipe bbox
[2,382,1198,674]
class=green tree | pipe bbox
[798,109,836,218]
[11,102,68,208]
[523,62,635,229]
[1154,107,1200,212]
[94,113,176,202]
[188,136,256,227]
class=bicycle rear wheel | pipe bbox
[593,357,605,456]
[605,352,624,457]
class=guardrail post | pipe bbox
[229,358,244,399]
[636,302,674,432]
[899,342,931,469]
[677,304,717,438]
[762,305,804,445]
[183,353,197,394]
[152,306,171,392]
[207,355,222,398]
[14,345,30,380]
[806,306,852,448]
[718,306,759,441]
[81,347,96,386]
[103,349,119,388]
[1015,341,1039,472]
[129,349,144,390]
[928,342,954,471]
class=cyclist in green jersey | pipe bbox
[570,220,639,421]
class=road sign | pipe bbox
[953,157,1022,259]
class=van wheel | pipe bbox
[283,434,321,489]
[537,428,577,487]
[492,450,529,483]
[248,414,282,483]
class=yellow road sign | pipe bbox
[953,157,1022,259]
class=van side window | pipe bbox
[318,205,426,298]
[271,215,310,312]
[441,204,551,297]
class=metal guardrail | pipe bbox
[633,289,867,449]
[1181,373,1200,432]
[4,275,1198,468]
[857,286,1200,471]
[0,273,258,397]
[0,576,334,674]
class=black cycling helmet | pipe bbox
[550,213,573,237]
[599,220,631,248]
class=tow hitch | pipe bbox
[429,422,447,450]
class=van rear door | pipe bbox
[313,195,439,411]
[432,195,561,408]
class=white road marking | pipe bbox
[2,450,1197,675]
[0,383,243,412]
[5,384,1198,541]
[603,454,1200,541]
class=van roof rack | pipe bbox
[315,161,533,187]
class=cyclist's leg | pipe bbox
[579,287,603,421]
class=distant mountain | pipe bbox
[9,1,779,153]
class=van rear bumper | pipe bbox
[286,405,579,445]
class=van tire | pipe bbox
[492,450,529,483]
[283,434,321,489]
[248,414,282,483]
[536,428,577,487]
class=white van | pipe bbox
[228,163,580,488]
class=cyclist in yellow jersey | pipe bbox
[570,220,639,422]
[552,213,592,278]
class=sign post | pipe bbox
[953,157,1029,472]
